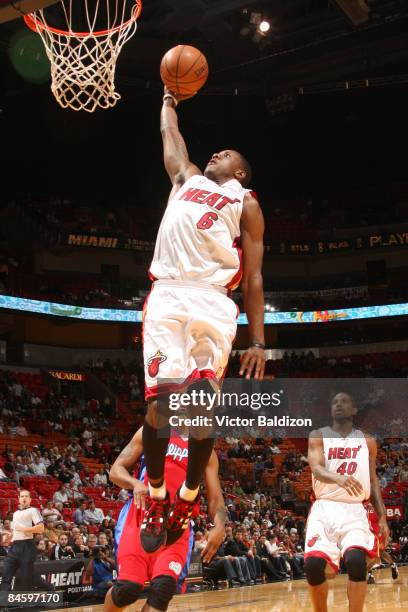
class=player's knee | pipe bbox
[305,556,327,586]
[111,580,143,607]
[344,548,367,582]
[147,574,177,611]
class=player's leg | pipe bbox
[166,289,236,543]
[304,557,329,612]
[104,581,144,612]
[141,285,188,552]
[343,548,367,612]
[140,575,177,612]
[381,550,399,579]
[340,504,379,610]
[145,526,191,611]
[304,502,340,612]
[106,501,148,610]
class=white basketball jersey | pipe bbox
[149,174,251,289]
[312,427,371,503]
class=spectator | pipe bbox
[84,501,105,525]
[0,532,12,557]
[73,502,88,525]
[203,542,241,588]
[50,533,76,560]
[93,468,108,487]
[72,534,90,557]
[42,501,62,527]
[36,539,49,561]
[53,484,69,506]
[86,534,98,553]
[97,532,112,554]
[31,456,47,476]
[16,421,28,436]
[255,535,287,582]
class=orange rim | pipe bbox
[24,0,142,38]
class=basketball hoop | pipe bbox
[24,0,142,112]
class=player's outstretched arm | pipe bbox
[161,88,201,193]
[367,435,389,542]
[308,430,364,496]
[201,450,227,563]
[239,193,266,380]
[109,427,148,508]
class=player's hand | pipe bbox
[201,526,225,564]
[13,524,29,533]
[133,481,148,510]
[378,516,390,543]
[239,346,265,380]
[163,85,196,103]
[337,475,364,496]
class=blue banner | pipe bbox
[0,295,407,325]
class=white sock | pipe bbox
[179,482,199,502]
[149,482,166,500]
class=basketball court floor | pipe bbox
[54,567,408,612]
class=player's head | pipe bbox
[330,392,357,422]
[204,150,252,187]
[19,489,31,508]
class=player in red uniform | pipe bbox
[366,503,399,583]
[103,425,226,611]
[140,87,265,554]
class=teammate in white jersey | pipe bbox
[140,87,265,554]
[305,392,389,612]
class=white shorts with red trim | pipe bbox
[143,280,238,400]
[305,499,379,571]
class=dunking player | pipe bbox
[305,392,389,612]
[140,87,265,553]
[103,425,226,611]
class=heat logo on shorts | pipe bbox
[307,534,321,548]
[147,350,167,377]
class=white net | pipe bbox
[24,0,141,112]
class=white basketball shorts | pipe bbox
[143,280,238,400]
[304,499,379,571]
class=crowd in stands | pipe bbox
[10,184,408,245]
[0,354,406,594]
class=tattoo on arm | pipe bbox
[215,505,228,525]
[118,444,133,459]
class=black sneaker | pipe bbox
[140,493,170,553]
[391,564,399,580]
[166,488,199,546]
[367,572,375,584]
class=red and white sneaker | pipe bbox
[166,488,199,546]
[140,493,170,553]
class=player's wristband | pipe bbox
[163,93,178,107]
[252,342,265,349]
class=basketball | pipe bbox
[160,45,208,98]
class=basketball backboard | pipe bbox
[0,0,59,24]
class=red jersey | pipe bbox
[139,430,189,502]
[366,503,384,551]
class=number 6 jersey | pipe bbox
[149,174,252,290]
[312,427,371,503]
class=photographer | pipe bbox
[86,545,116,598]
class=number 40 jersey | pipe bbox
[312,427,371,503]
